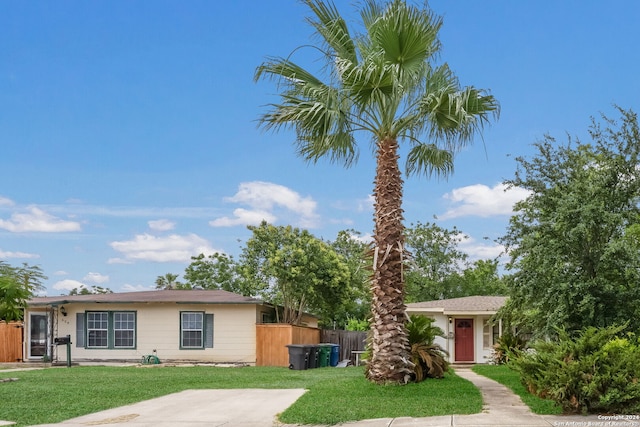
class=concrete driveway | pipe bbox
[27,389,307,427]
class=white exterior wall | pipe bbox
[39,303,260,364]
[408,311,496,364]
[431,314,450,358]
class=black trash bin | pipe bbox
[307,345,319,369]
[286,344,309,370]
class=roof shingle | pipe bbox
[28,289,263,306]
[407,295,507,312]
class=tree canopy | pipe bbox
[500,107,640,336]
[405,222,506,302]
[0,262,47,321]
[241,221,352,327]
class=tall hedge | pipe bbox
[510,324,640,414]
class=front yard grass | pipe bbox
[472,364,562,415]
[0,365,482,426]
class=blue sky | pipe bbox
[2,1,639,295]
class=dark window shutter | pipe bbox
[204,314,214,348]
[76,312,85,347]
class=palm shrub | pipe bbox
[510,324,640,414]
[406,315,449,381]
[491,332,526,364]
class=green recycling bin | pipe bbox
[318,344,331,367]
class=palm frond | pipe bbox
[405,143,454,178]
[417,64,499,148]
[255,54,358,166]
[368,0,442,76]
[254,56,324,90]
[303,0,358,65]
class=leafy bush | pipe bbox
[491,332,526,364]
[345,317,369,331]
[510,324,640,414]
[406,315,449,381]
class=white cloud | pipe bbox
[439,183,530,220]
[83,272,109,284]
[211,181,319,228]
[110,233,218,263]
[460,238,506,261]
[0,249,39,259]
[0,196,15,207]
[209,208,276,227]
[0,206,81,232]
[107,258,134,265]
[53,279,86,292]
[148,219,175,231]
[121,283,153,292]
[348,231,373,244]
[357,195,375,212]
[53,270,69,276]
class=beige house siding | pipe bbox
[30,303,260,364]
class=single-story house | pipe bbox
[24,289,318,365]
[406,295,507,364]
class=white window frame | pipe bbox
[87,312,109,348]
[113,312,136,349]
[180,312,204,349]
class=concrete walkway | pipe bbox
[26,389,308,427]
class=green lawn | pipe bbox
[472,364,562,415]
[0,365,482,426]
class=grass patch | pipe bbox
[280,369,481,425]
[0,366,482,426]
[472,364,562,415]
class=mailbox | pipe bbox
[54,335,72,367]
[54,336,71,345]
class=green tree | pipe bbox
[458,259,507,297]
[155,273,183,290]
[69,285,113,295]
[255,0,498,384]
[241,222,352,327]
[405,221,469,301]
[0,261,47,320]
[500,107,640,337]
[329,230,371,327]
[405,223,506,301]
[182,253,254,295]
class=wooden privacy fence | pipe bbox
[256,324,320,367]
[0,321,23,362]
[321,329,367,365]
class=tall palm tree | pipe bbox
[255,0,498,384]
[155,273,180,290]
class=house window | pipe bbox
[180,312,214,349]
[114,312,136,348]
[87,312,109,348]
[483,319,500,349]
[85,311,136,349]
[181,312,204,348]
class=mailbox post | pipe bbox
[54,335,72,367]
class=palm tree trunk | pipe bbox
[366,137,414,384]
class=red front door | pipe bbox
[454,319,474,362]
